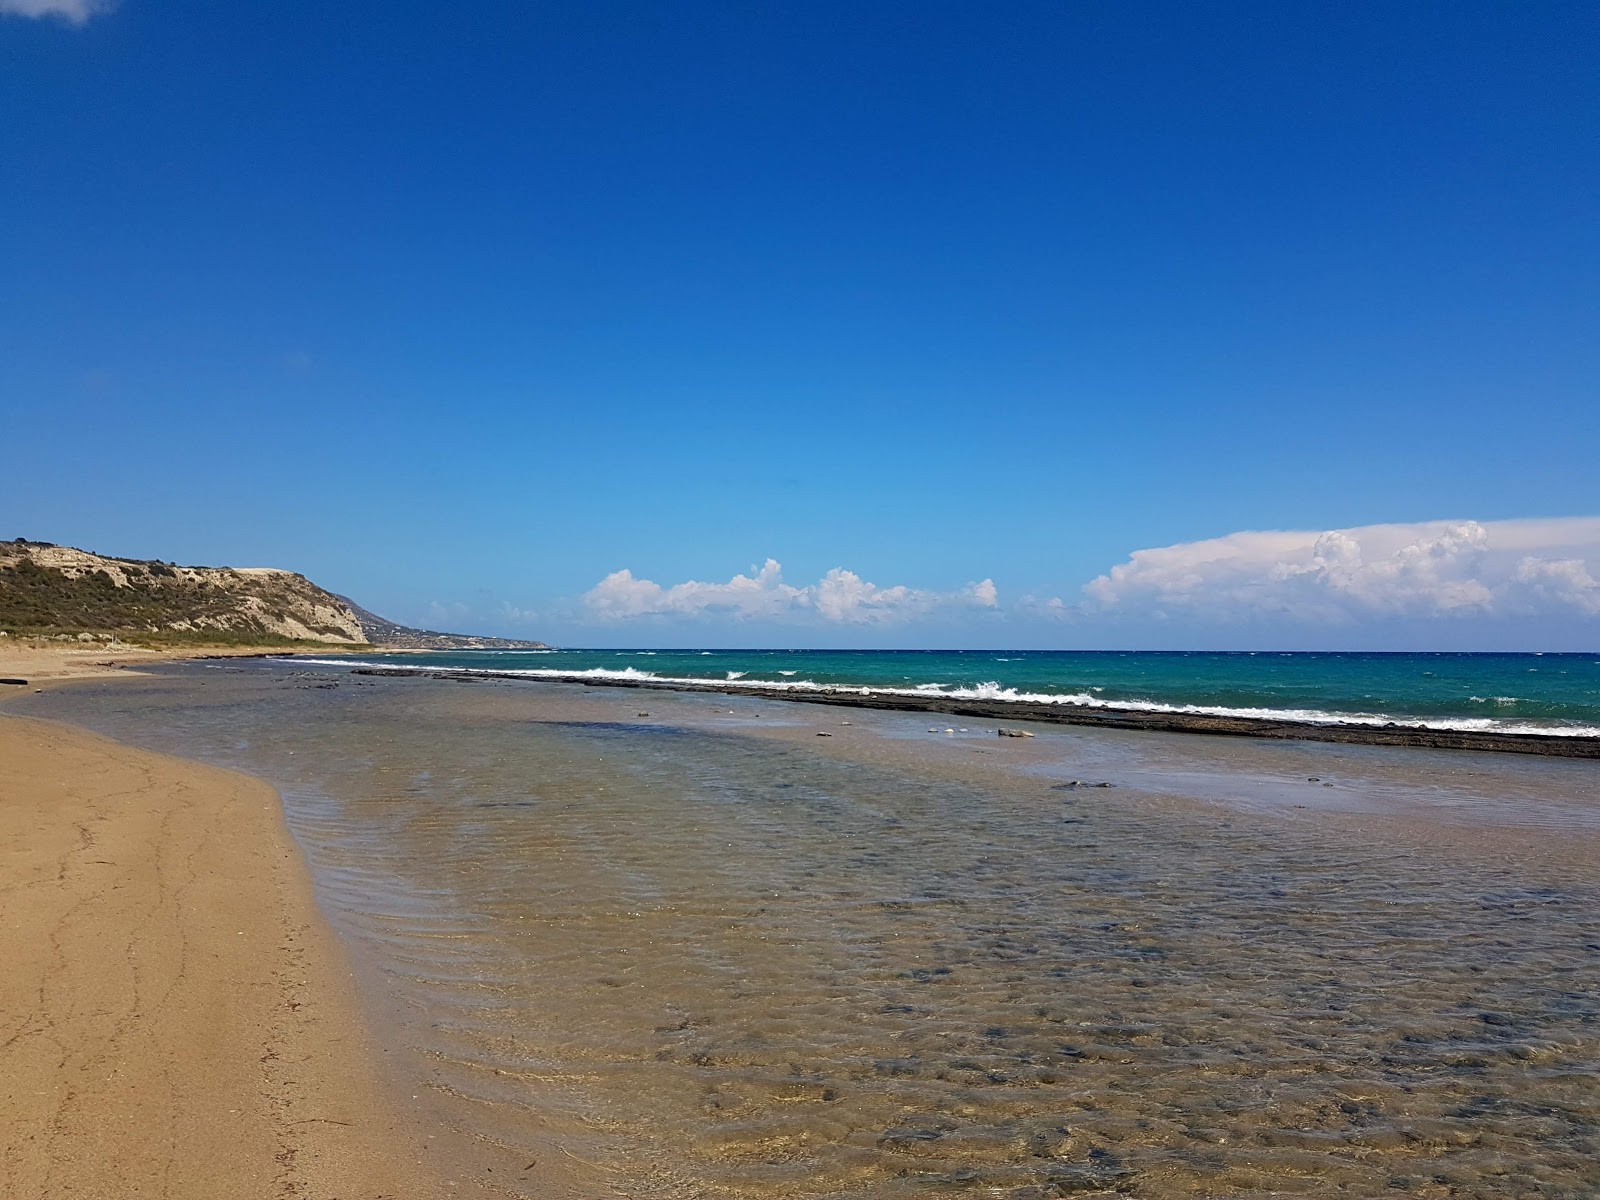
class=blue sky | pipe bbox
[2,2,1596,648]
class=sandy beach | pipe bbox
[0,640,354,688]
[0,711,462,1199]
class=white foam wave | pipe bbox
[274,659,1600,738]
[288,659,663,684]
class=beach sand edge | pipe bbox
[0,712,461,1199]
[0,641,369,688]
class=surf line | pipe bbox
[338,666,1600,759]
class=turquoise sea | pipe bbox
[294,649,1600,737]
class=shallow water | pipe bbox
[16,665,1600,1198]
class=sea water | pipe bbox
[290,649,1600,737]
[16,663,1600,1198]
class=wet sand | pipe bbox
[11,663,1598,1199]
[0,640,360,687]
[0,713,466,1199]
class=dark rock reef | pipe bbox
[349,667,1600,759]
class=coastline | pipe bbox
[6,659,1596,1197]
[347,665,1600,758]
[0,640,368,688]
[0,711,461,1199]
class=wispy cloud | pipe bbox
[498,601,542,625]
[1063,517,1600,623]
[0,0,115,24]
[584,559,999,625]
[426,600,470,627]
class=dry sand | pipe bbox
[0,713,459,1199]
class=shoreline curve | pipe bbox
[0,712,462,1199]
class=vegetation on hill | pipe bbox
[0,540,365,644]
[0,539,551,650]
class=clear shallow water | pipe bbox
[15,665,1600,1199]
[291,649,1600,737]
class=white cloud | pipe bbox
[583,560,998,625]
[812,568,922,623]
[586,558,807,621]
[1076,517,1600,623]
[0,0,114,24]
[966,577,999,608]
[1512,556,1600,616]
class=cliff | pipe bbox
[0,540,365,644]
[0,540,548,650]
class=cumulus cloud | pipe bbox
[966,577,999,608]
[1074,517,1600,623]
[1512,556,1600,616]
[586,559,807,621]
[0,0,114,24]
[583,559,998,625]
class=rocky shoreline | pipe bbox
[348,667,1600,759]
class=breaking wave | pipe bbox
[278,659,1600,738]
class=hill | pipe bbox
[0,540,547,650]
[337,595,549,650]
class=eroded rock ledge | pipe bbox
[348,668,1600,759]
